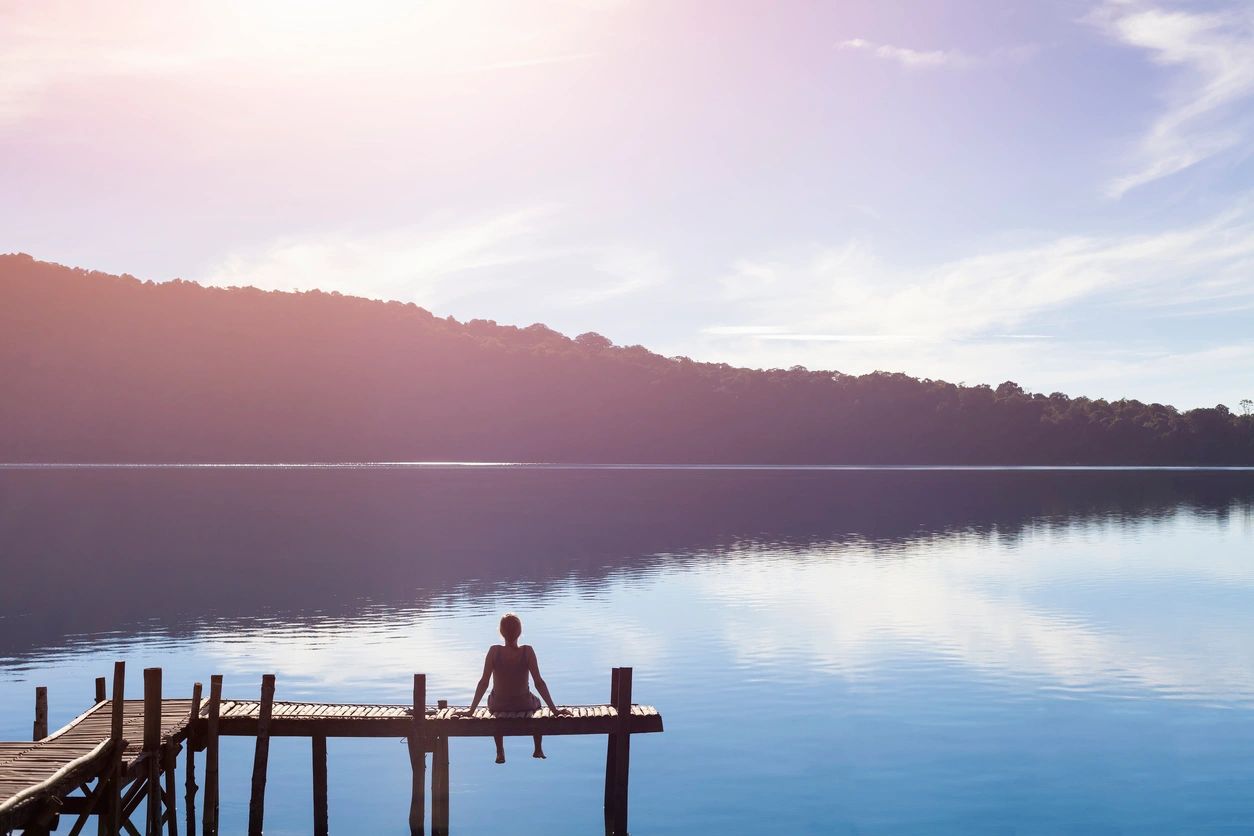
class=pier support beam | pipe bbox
[312,734,328,836]
[185,682,202,836]
[104,661,126,836]
[605,667,633,836]
[408,674,426,836]
[202,675,222,836]
[34,685,48,740]
[247,674,276,836]
[432,700,449,836]
[143,667,163,836]
[163,744,180,836]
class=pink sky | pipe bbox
[5,0,1254,409]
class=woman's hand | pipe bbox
[552,707,573,717]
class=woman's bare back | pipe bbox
[487,644,538,712]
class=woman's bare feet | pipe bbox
[532,747,546,759]
[495,752,506,764]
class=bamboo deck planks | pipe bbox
[0,698,195,829]
[200,699,657,726]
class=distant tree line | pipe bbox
[3,253,1253,464]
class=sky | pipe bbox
[3,0,1254,410]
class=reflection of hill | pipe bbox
[1,467,1251,660]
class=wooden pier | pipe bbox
[0,664,662,835]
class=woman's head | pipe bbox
[499,612,522,645]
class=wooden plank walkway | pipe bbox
[0,699,194,831]
[212,700,664,739]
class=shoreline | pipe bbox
[3,462,1254,472]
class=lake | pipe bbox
[2,466,1254,834]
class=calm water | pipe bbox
[2,467,1254,834]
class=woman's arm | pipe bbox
[525,646,568,714]
[466,647,496,713]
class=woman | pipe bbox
[463,612,570,762]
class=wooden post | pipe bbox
[164,745,180,836]
[408,674,426,836]
[96,677,108,704]
[247,674,276,836]
[202,676,222,836]
[105,661,126,836]
[603,667,621,833]
[114,666,128,747]
[312,735,328,836]
[611,667,633,836]
[186,682,202,836]
[144,667,163,836]
[432,699,449,836]
[33,685,48,740]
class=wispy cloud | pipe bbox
[560,249,671,307]
[1058,340,1254,392]
[701,326,789,337]
[710,207,1254,343]
[196,207,666,316]
[838,38,975,69]
[1092,1,1254,196]
[683,205,1254,403]
[760,333,920,343]
[197,207,560,309]
[703,325,917,342]
[837,37,973,68]
[837,38,1037,70]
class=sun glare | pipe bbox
[199,0,587,74]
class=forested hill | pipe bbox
[2,253,1252,464]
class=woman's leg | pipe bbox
[494,735,506,764]
[529,693,546,758]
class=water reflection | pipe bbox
[702,515,1254,705]
[2,467,1251,661]
[3,468,1254,833]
